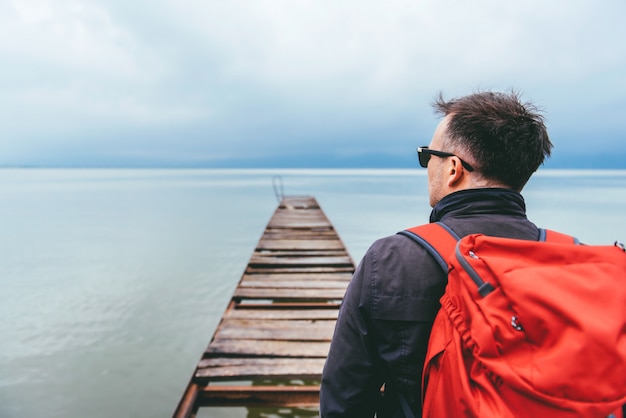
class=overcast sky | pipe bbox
[1,0,625,168]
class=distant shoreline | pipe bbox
[1,167,625,176]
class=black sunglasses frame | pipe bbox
[416,147,474,172]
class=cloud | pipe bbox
[1,0,625,167]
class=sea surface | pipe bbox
[1,168,625,418]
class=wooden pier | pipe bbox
[173,196,355,417]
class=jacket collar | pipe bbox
[429,188,527,223]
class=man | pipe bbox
[320,91,553,417]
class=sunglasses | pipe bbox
[416,147,474,172]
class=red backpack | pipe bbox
[401,222,626,418]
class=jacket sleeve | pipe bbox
[319,247,382,417]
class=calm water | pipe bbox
[1,168,625,418]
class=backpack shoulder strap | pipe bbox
[399,225,579,272]
[398,222,460,273]
[539,228,580,245]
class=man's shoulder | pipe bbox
[364,226,449,320]
[366,225,437,261]
[369,228,425,250]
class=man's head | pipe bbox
[423,90,552,207]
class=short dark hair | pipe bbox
[432,90,552,191]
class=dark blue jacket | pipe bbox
[320,188,541,417]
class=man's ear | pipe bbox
[446,157,465,187]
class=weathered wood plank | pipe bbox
[241,273,352,281]
[205,339,331,357]
[279,198,319,209]
[224,309,339,320]
[239,280,349,289]
[268,220,330,226]
[234,301,340,309]
[273,208,326,215]
[269,214,330,226]
[197,386,320,408]
[271,212,328,220]
[233,287,346,300]
[214,319,335,341]
[260,237,339,243]
[198,357,325,369]
[268,223,332,230]
[270,216,329,224]
[196,358,326,380]
[245,266,355,274]
[249,255,353,266]
[257,240,344,250]
[254,250,348,257]
[262,231,338,239]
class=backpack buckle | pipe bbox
[511,316,523,331]
[615,241,625,252]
